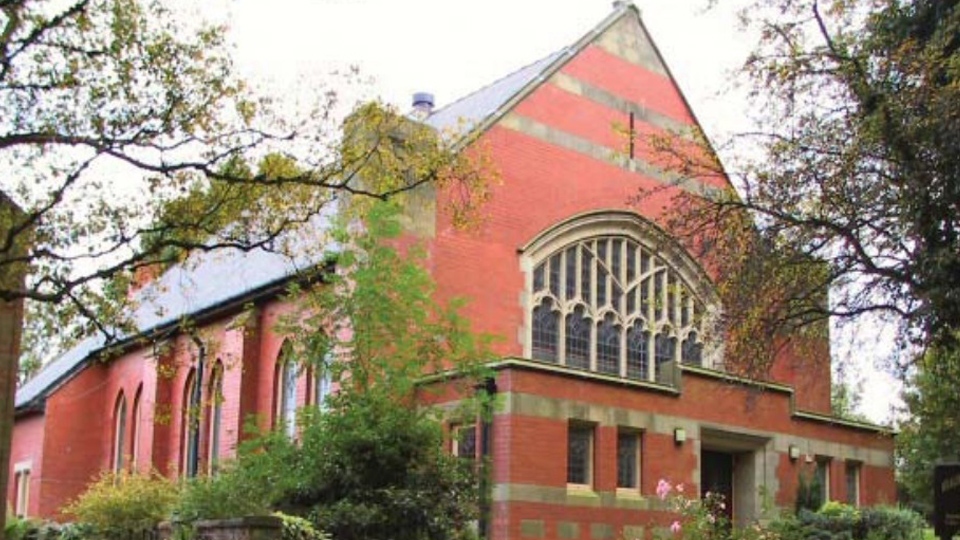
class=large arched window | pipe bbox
[275,342,299,438]
[523,211,718,383]
[207,361,224,474]
[112,392,127,473]
[182,369,201,477]
[307,349,334,412]
[131,386,142,471]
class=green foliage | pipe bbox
[897,340,960,515]
[166,200,490,540]
[770,504,925,540]
[4,510,31,540]
[228,392,479,540]
[654,0,960,372]
[4,519,81,540]
[278,199,494,405]
[796,471,825,514]
[274,512,330,540]
[173,463,273,523]
[63,471,178,538]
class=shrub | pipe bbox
[4,510,31,540]
[174,463,273,523]
[796,471,825,514]
[860,506,925,540]
[769,503,925,540]
[63,470,178,538]
[275,512,330,540]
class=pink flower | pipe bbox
[676,483,684,493]
[670,521,682,534]
[656,479,672,500]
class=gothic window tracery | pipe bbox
[529,233,709,382]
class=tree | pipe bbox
[896,341,960,515]
[0,0,491,528]
[176,200,491,540]
[645,0,960,376]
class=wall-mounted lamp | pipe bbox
[788,445,800,461]
[674,427,686,445]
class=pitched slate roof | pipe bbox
[15,213,334,411]
[424,3,632,139]
[15,3,641,412]
[424,50,568,134]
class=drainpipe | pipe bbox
[477,377,497,540]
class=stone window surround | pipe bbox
[519,210,721,376]
[13,460,31,518]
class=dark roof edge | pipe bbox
[14,262,331,414]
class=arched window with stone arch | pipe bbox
[112,391,127,473]
[181,368,201,477]
[207,361,224,473]
[275,341,299,438]
[521,211,719,384]
[130,385,142,471]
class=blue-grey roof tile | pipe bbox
[15,211,335,409]
[425,49,567,134]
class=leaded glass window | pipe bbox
[597,314,619,375]
[565,306,591,370]
[617,430,640,489]
[532,299,559,362]
[567,423,594,485]
[530,235,707,382]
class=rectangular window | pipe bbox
[452,423,477,460]
[816,457,831,503]
[14,466,30,518]
[567,423,594,486]
[845,462,861,506]
[617,429,641,490]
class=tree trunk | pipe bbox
[0,295,25,539]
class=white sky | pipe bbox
[217,0,901,423]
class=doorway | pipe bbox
[701,450,735,523]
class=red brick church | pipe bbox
[9,4,895,538]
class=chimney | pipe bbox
[612,1,630,8]
[411,92,435,120]
[128,262,163,299]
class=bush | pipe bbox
[4,510,31,540]
[770,503,925,540]
[174,463,273,523]
[275,512,330,540]
[860,506,926,540]
[796,471,825,514]
[217,392,479,540]
[63,470,178,538]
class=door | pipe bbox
[701,450,734,524]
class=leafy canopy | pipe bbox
[647,0,960,376]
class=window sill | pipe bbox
[616,487,643,499]
[566,484,599,498]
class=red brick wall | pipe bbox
[39,365,107,518]
[8,413,44,517]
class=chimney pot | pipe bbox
[411,92,435,119]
